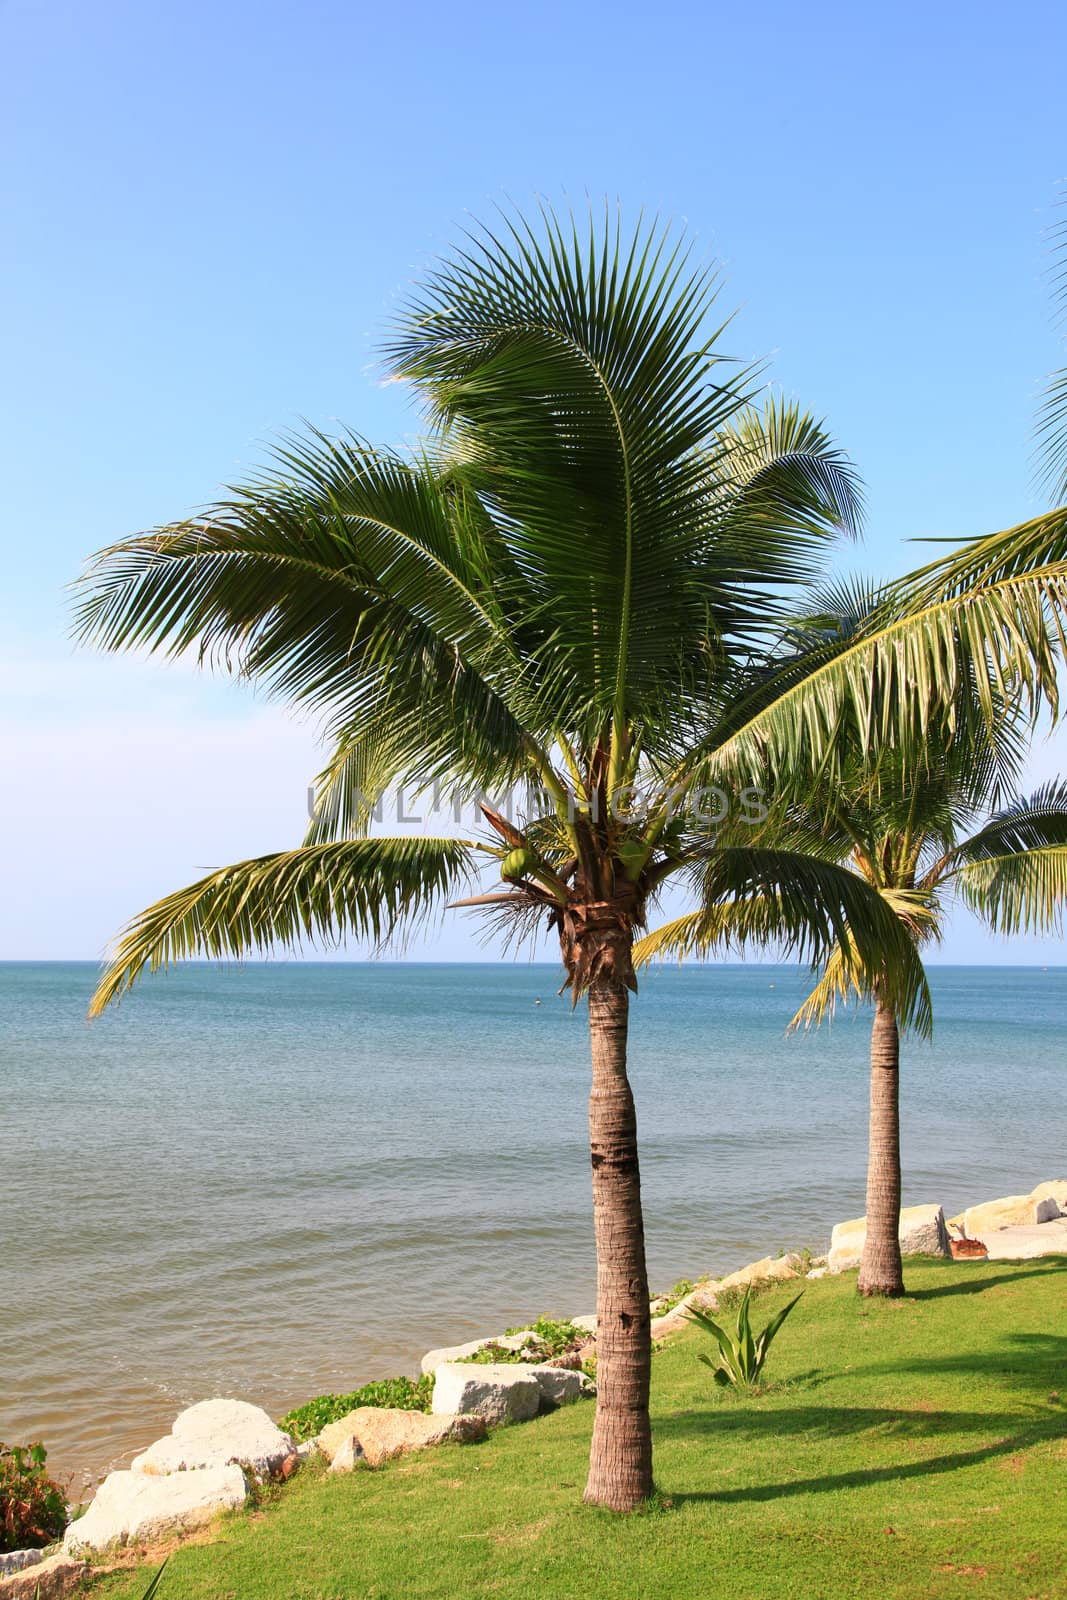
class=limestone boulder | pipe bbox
[650,1283,720,1339]
[320,1406,486,1470]
[0,1554,88,1599]
[569,1314,597,1334]
[718,1254,801,1291]
[64,1465,248,1556]
[0,1554,44,1579]
[956,1194,1059,1239]
[430,1363,541,1424]
[983,1216,1067,1260]
[650,1304,691,1338]
[520,1364,591,1406]
[327,1436,365,1473]
[420,1330,534,1375]
[829,1204,950,1273]
[131,1398,296,1481]
[1029,1179,1067,1215]
[899,1204,951,1256]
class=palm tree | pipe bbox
[75,207,1067,1509]
[789,697,1067,1295]
[638,579,1067,1299]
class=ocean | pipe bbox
[1,959,1064,1487]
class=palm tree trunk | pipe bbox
[582,971,653,1510]
[858,994,904,1297]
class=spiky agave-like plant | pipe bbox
[686,1287,803,1388]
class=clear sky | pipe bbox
[3,0,1066,962]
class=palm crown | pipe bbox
[76,209,1067,1015]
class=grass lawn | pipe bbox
[94,1258,1067,1600]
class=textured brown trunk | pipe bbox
[582,967,654,1510]
[858,994,905,1297]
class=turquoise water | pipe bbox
[1,960,1064,1486]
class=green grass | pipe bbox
[94,1258,1067,1600]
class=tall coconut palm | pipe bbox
[75,208,1067,1509]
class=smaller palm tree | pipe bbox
[637,579,1067,1297]
[784,585,1067,1296]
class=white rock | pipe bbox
[318,1407,486,1470]
[828,1204,950,1272]
[1030,1179,1067,1214]
[953,1194,1059,1238]
[0,1552,87,1599]
[419,1330,533,1375]
[718,1254,801,1290]
[806,1266,829,1279]
[0,1551,46,1577]
[650,1283,720,1339]
[519,1364,591,1405]
[431,1363,541,1424]
[328,1436,365,1473]
[131,1398,296,1481]
[570,1314,597,1334]
[64,1465,248,1555]
[982,1216,1067,1260]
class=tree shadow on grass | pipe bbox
[656,1404,1066,1505]
[778,1332,1067,1400]
[905,1259,1065,1300]
[667,1422,1060,1505]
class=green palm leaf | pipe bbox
[953,844,1067,937]
[89,838,477,1015]
[639,850,934,1035]
[1034,198,1067,505]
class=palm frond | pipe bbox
[72,437,559,799]
[1034,198,1067,505]
[711,396,863,549]
[788,940,855,1030]
[90,837,477,1015]
[954,843,1067,937]
[678,511,1067,800]
[388,204,746,724]
[636,850,933,1034]
[633,905,755,965]
[386,204,862,739]
[940,778,1067,869]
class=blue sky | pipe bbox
[3,0,1066,961]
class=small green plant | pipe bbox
[1,1442,68,1553]
[685,1287,802,1388]
[505,1316,587,1356]
[279,1374,433,1440]
[461,1341,528,1365]
[460,1316,589,1365]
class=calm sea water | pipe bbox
[1,960,1064,1487]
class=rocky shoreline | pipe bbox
[4,1176,1065,1598]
